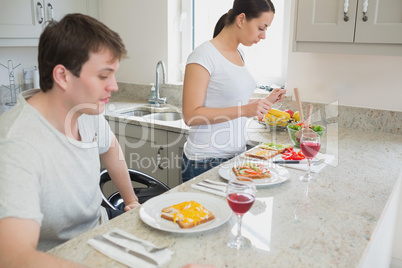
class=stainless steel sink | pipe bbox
[117,108,182,121]
[145,112,182,121]
[120,110,151,117]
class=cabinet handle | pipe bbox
[343,0,349,22]
[157,146,164,170]
[47,3,54,21]
[362,0,368,22]
[36,2,44,24]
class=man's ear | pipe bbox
[53,64,68,90]
[236,13,246,28]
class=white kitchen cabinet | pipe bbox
[0,0,99,46]
[294,0,402,55]
[167,131,187,187]
[107,119,187,188]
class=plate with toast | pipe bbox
[139,192,231,233]
[241,142,293,161]
[218,160,290,187]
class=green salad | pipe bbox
[288,123,324,132]
[287,123,326,147]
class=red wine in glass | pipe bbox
[300,141,321,159]
[226,180,256,249]
[227,193,255,216]
[299,132,321,181]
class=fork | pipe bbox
[93,235,159,265]
[109,231,167,253]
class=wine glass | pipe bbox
[299,131,321,182]
[226,179,256,249]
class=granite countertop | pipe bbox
[48,124,402,267]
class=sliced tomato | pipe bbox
[292,155,303,160]
[297,151,305,158]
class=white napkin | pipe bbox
[275,153,335,173]
[88,228,173,268]
[191,181,227,197]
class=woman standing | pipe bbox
[182,0,285,182]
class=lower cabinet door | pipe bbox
[117,135,168,186]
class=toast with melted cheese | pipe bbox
[244,147,280,160]
[161,201,215,229]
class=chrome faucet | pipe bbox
[149,60,167,106]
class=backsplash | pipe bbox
[112,82,183,108]
[114,82,402,135]
[281,99,402,135]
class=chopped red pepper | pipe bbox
[281,147,305,160]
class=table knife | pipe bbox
[273,159,324,165]
[93,235,158,266]
[273,160,300,164]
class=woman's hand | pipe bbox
[124,200,141,211]
[266,88,286,104]
[242,98,273,117]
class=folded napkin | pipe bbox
[275,153,335,173]
[191,180,227,197]
[88,228,173,268]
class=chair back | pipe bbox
[100,169,170,210]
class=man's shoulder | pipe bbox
[0,104,48,150]
[0,105,28,139]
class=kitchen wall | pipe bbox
[0,47,38,87]
[98,0,182,85]
[286,50,402,113]
[1,1,401,113]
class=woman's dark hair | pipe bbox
[213,0,275,38]
[38,13,127,92]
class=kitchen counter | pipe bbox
[48,124,402,267]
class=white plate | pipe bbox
[139,192,232,233]
[219,160,290,187]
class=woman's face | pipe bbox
[240,11,274,46]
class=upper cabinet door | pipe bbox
[295,0,358,43]
[0,0,99,46]
[0,0,43,39]
[50,0,91,21]
[355,0,402,44]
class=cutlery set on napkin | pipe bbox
[191,179,228,197]
[88,228,173,268]
[272,153,335,173]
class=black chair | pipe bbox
[100,169,170,211]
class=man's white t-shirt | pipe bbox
[0,89,110,251]
[184,41,256,160]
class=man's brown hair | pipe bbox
[38,13,127,92]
